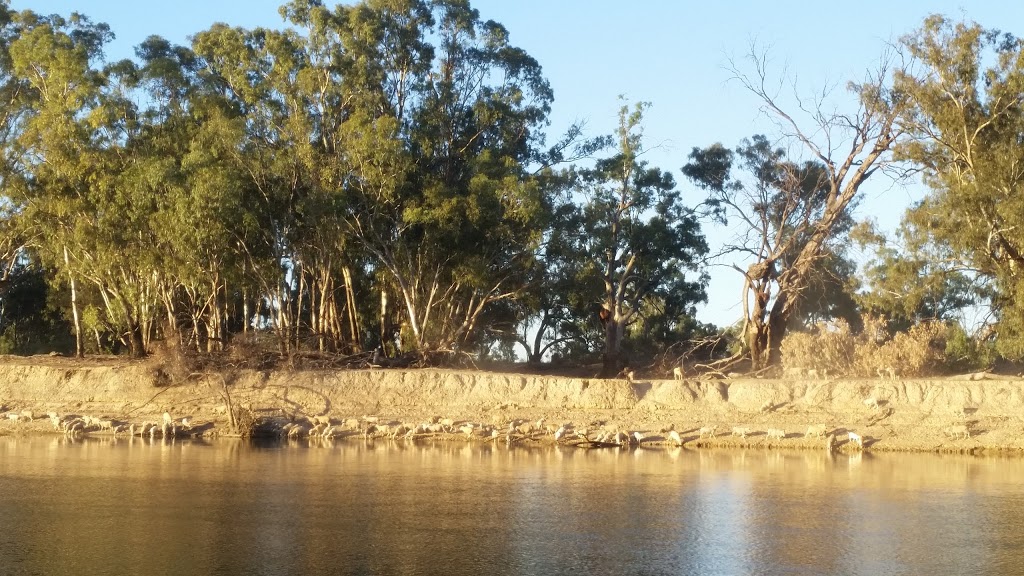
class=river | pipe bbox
[1,436,1022,575]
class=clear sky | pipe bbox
[14,1,1023,328]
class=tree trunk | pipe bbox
[747,320,765,371]
[295,263,306,352]
[379,287,388,351]
[744,274,771,371]
[127,318,146,358]
[276,282,291,354]
[213,276,225,352]
[600,311,625,378]
[63,246,84,358]
[342,266,361,352]
[242,286,250,334]
[313,266,328,352]
[764,283,799,367]
[766,308,788,367]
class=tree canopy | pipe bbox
[4,2,1024,377]
[891,15,1024,358]
[0,0,711,370]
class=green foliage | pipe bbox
[852,219,975,333]
[22,4,1024,372]
[944,322,996,372]
[894,15,1024,358]
[788,248,862,331]
[0,261,73,354]
[0,0,587,360]
[569,100,709,374]
[683,132,876,368]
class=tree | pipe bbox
[191,23,318,353]
[0,2,34,300]
[685,136,866,363]
[0,257,72,354]
[579,100,708,377]
[852,219,975,334]
[475,169,590,364]
[123,35,262,353]
[282,0,555,355]
[787,248,862,331]
[6,10,127,355]
[893,16,1024,357]
[683,52,904,371]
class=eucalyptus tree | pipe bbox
[6,9,124,355]
[275,0,433,353]
[893,16,1024,357]
[394,0,552,355]
[852,219,974,334]
[6,10,221,357]
[580,101,708,377]
[192,22,337,353]
[189,2,435,355]
[684,136,867,367]
[683,53,905,370]
[279,0,554,355]
[126,36,258,352]
[0,258,72,354]
[517,191,600,364]
[0,2,33,296]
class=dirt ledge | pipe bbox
[1,356,1022,454]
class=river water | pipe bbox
[1,436,1022,576]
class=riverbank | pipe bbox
[0,355,1022,454]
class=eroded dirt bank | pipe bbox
[1,355,1022,454]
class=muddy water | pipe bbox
[1,437,1023,576]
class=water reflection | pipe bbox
[2,437,1024,575]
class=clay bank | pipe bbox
[1,355,1022,454]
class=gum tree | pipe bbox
[893,16,1024,357]
[684,52,905,370]
[287,0,555,355]
[581,101,708,377]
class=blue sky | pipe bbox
[14,1,1023,328]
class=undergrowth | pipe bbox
[781,316,949,378]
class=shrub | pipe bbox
[780,320,854,374]
[782,315,948,378]
[944,323,995,372]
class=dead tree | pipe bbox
[685,48,906,370]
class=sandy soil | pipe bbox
[0,354,1021,454]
